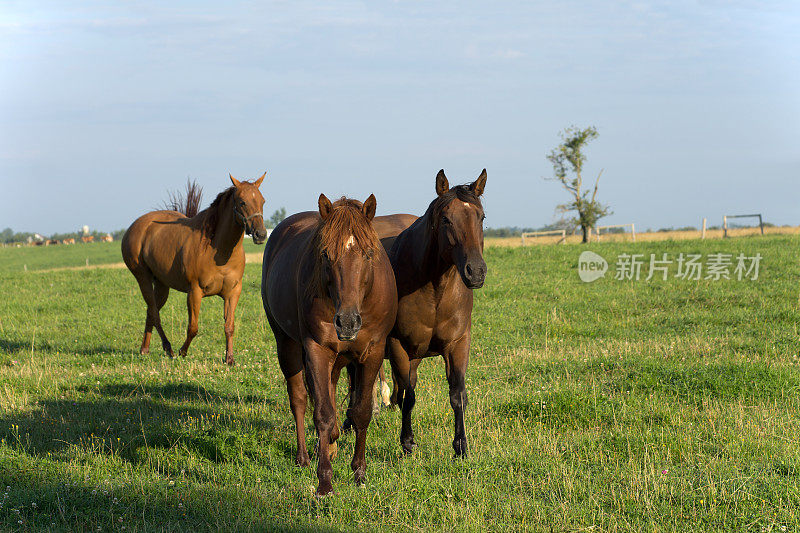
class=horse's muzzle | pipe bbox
[463,258,487,289]
[334,310,362,341]
[252,229,267,245]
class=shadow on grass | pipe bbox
[0,338,30,355]
[0,336,125,357]
[100,382,278,406]
[0,468,337,532]
[0,384,285,470]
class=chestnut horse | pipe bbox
[121,174,268,365]
[261,194,397,496]
[347,169,487,457]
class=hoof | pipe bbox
[139,348,149,355]
[353,468,366,486]
[296,453,311,467]
[315,484,334,498]
[223,355,235,366]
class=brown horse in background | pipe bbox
[261,194,397,496]
[346,169,487,457]
[122,173,268,365]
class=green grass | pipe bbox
[0,241,265,273]
[0,235,798,531]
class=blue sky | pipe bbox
[1,1,798,234]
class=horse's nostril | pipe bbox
[335,315,342,329]
[465,264,473,277]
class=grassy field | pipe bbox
[0,235,798,531]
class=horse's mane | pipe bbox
[425,185,483,230]
[308,197,380,294]
[201,187,236,240]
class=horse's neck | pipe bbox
[401,216,459,291]
[209,200,244,257]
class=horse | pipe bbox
[261,194,397,496]
[121,173,268,365]
[345,169,487,457]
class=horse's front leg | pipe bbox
[444,334,470,457]
[349,343,384,486]
[222,285,242,366]
[327,356,350,460]
[304,341,336,496]
[178,286,203,357]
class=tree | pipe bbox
[546,126,611,243]
[267,207,287,229]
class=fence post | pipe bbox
[701,218,707,239]
[759,214,764,235]
[723,216,728,238]
[631,223,636,242]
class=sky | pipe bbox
[1,1,798,234]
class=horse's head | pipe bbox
[229,173,268,244]
[316,194,380,341]
[431,169,488,289]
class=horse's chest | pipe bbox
[199,268,239,296]
[396,293,469,357]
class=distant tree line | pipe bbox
[1,208,287,245]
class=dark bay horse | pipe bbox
[261,194,397,496]
[353,169,487,457]
[121,174,268,365]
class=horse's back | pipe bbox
[122,211,203,293]
[122,211,186,267]
[373,214,417,253]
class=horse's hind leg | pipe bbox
[178,287,202,358]
[134,273,173,356]
[388,338,417,455]
[152,279,172,354]
[270,317,310,467]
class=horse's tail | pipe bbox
[164,178,203,218]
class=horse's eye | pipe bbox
[442,216,451,226]
[321,250,329,261]
[480,215,486,223]
[366,249,374,260]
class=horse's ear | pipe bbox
[229,174,241,188]
[318,194,333,220]
[254,172,266,188]
[435,169,449,196]
[470,168,487,196]
[362,194,377,222]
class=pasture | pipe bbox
[0,236,798,531]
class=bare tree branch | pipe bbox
[590,168,604,204]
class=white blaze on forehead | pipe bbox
[463,202,471,208]
[345,235,355,249]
